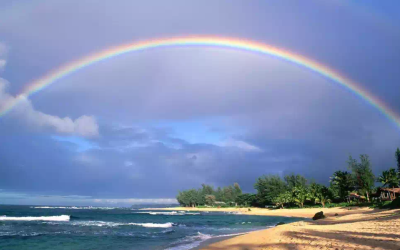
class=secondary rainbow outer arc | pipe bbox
[1,36,399,129]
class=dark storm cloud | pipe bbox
[0,0,399,205]
[0,123,264,199]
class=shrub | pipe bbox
[381,197,400,209]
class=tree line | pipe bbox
[176,183,242,207]
[177,148,400,208]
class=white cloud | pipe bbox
[219,138,262,152]
[0,60,5,71]
[124,161,133,166]
[74,153,101,166]
[0,79,99,137]
[0,42,7,71]
[0,43,7,56]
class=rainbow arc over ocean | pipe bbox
[1,36,399,128]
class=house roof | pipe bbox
[380,188,400,193]
[348,193,366,199]
[214,201,226,204]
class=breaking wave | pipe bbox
[128,222,174,228]
[0,232,43,237]
[0,215,70,221]
[32,206,116,210]
[133,211,200,216]
[52,221,176,228]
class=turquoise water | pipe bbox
[0,205,303,250]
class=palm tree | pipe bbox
[313,184,332,207]
[273,191,292,209]
[377,168,399,188]
[377,168,399,201]
[293,186,309,208]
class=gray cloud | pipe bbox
[0,123,266,199]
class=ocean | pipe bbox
[0,205,303,250]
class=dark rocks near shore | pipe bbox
[312,211,325,220]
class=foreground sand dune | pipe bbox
[148,207,400,249]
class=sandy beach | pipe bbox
[147,206,382,218]
[148,207,400,249]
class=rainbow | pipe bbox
[1,36,399,128]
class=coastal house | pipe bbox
[376,188,400,201]
[347,193,366,202]
[214,201,226,205]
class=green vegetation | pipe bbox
[369,197,400,209]
[347,155,375,201]
[312,184,332,207]
[176,183,242,207]
[253,173,332,208]
[235,193,258,207]
[254,175,287,205]
[377,168,399,188]
[384,197,400,209]
[176,149,400,209]
[330,171,353,200]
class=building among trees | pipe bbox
[376,188,400,201]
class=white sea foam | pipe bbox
[132,211,179,215]
[56,220,175,228]
[214,232,246,238]
[133,211,200,216]
[128,222,174,228]
[69,221,123,227]
[0,232,43,237]
[225,211,243,215]
[195,232,213,240]
[0,215,70,221]
[32,206,116,210]
[148,212,179,215]
[165,232,246,250]
[164,232,211,250]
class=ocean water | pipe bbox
[0,205,303,250]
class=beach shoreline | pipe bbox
[190,233,245,250]
[142,206,373,218]
[144,207,400,249]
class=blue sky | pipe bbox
[0,0,399,206]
